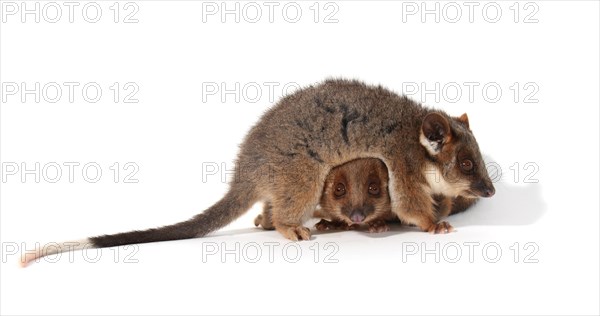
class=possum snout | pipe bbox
[350,210,366,223]
[343,204,375,223]
[472,180,495,198]
[481,185,495,197]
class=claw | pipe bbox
[277,225,311,241]
[367,220,389,233]
[427,221,455,234]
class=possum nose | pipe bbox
[483,186,495,197]
[473,181,495,198]
[350,211,365,223]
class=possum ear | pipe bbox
[420,113,451,155]
[457,113,470,128]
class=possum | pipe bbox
[315,158,392,233]
[255,158,393,233]
[21,78,494,266]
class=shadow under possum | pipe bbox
[450,182,546,227]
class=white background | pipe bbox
[1,1,599,315]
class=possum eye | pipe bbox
[460,159,474,172]
[368,183,380,196]
[334,183,346,197]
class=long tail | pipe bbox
[21,185,256,267]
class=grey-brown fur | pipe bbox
[314,158,392,233]
[90,183,256,247]
[90,78,494,245]
[233,78,494,239]
[62,79,497,249]
[256,158,393,233]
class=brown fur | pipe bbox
[251,80,494,240]
[255,158,392,233]
[239,79,494,239]
[23,79,496,266]
[87,79,496,241]
[317,158,392,232]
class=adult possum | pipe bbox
[21,79,494,266]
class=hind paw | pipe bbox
[277,225,311,241]
[254,214,274,230]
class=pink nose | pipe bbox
[350,212,365,223]
[483,186,495,197]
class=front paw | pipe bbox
[315,219,350,231]
[427,221,455,234]
[367,220,389,233]
[276,225,311,241]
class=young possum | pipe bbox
[21,79,494,266]
[316,158,395,233]
[255,158,393,233]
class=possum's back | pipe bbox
[239,79,429,166]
